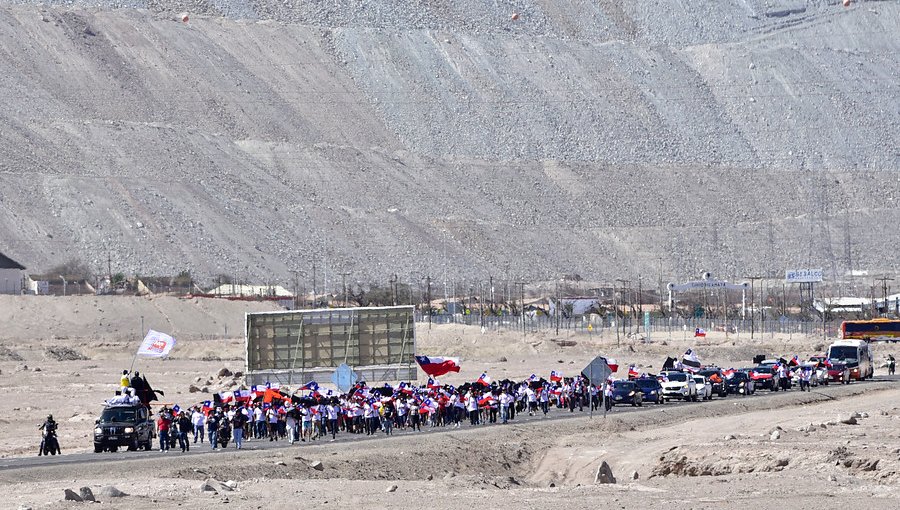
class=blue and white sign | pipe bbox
[331,363,357,393]
[785,269,823,283]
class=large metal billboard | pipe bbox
[245,306,416,386]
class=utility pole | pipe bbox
[311,262,317,306]
[876,276,894,317]
[743,276,764,340]
[340,272,350,307]
[389,274,398,306]
[555,279,560,336]
[515,282,527,339]
[289,270,300,309]
[637,276,643,333]
[425,275,432,330]
[615,279,630,343]
[489,275,494,314]
[479,281,485,329]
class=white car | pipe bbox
[792,363,827,387]
[692,375,713,400]
[660,371,698,401]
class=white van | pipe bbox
[827,340,874,380]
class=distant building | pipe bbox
[0,252,25,294]
[206,284,293,298]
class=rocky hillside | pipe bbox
[0,0,896,285]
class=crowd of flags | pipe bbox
[189,348,838,416]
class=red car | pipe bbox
[827,362,851,384]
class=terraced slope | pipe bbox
[0,0,897,283]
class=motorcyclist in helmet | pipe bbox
[39,415,60,456]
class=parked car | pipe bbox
[792,363,824,388]
[746,365,778,391]
[827,362,851,384]
[660,371,698,401]
[725,371,755,395]
[610,380,643,407]
[692,375,713,400]
[698,368,728,397]
[634,377,665,404]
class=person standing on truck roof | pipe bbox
[120,370,130,391]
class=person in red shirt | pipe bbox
[157,408,173,452]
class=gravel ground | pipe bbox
[0,0,896,283]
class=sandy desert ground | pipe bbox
[1,295,899,509]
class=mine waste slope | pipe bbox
[0,0,897,280]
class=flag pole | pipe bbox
[590,363,594,420]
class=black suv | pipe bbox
[93,404,155,453]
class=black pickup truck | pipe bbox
[93,403,155,453]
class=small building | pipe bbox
[206,284,293,298]
[0,252,25,294]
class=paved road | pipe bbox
[3,375,897,472]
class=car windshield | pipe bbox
[666,373,688,382]
[613,381,636,391]
[635,379,658,389]
[731,373,748,381]
[99,407,137,423]
[828,346,858,361]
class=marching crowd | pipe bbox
[147,372,605,452]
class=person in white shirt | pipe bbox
[326,404,339,439]
[526,387,537,416]
[285,405,298,444]
[466,392,480,426]
[191,408,205,443]
[499,390,511,424]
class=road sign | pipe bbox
[331,363,357,393]
[581,356,613,386]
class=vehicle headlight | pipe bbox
[124,427,134,434]
[628,391,635,396]
[650,390,656,394]
[94,427,103,434]
[739,382,745,387]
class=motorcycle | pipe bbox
[39,428,61,456]
[217,423,231,449]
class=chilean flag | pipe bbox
[788,355,799,367]
[415,355,461,377]
[528,374,538,382]
[476,372,492,386]
[694,328,707,338]
[628,365,640,379]
[300,381,319,392]
[604,358,619,373]
[723,369,736,380]
[427,377,441,389]
[550,371,562,382]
